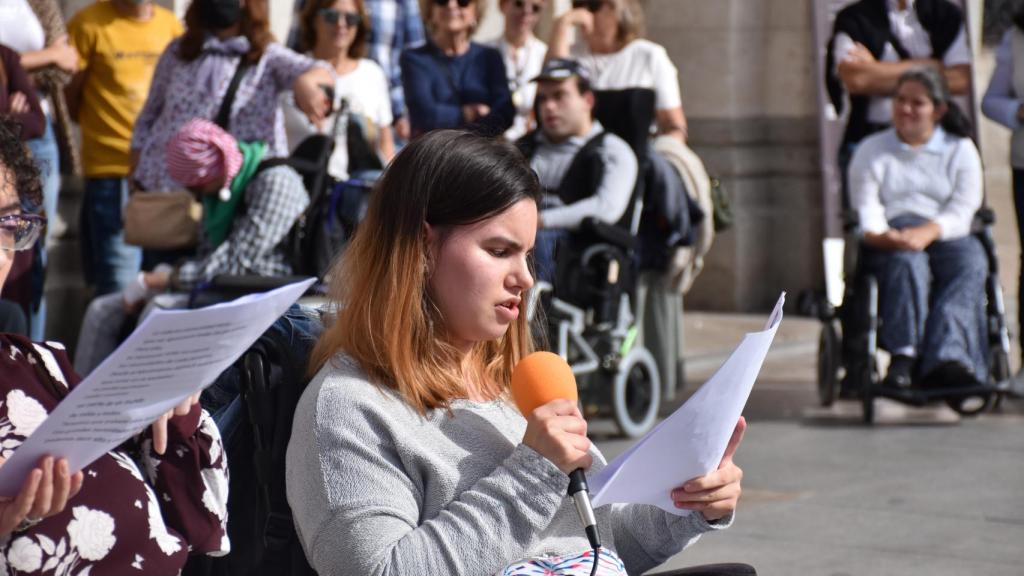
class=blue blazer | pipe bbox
[400,41,514,137]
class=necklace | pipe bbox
[506,38,530,110]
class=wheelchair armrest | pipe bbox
[189,275,318,308]
[206,274,316,293]
[580,217,636,250]
[648,563,757,576]
[975,206,995,226]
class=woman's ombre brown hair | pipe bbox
[178,0,275,63]
[309,130,542,414]
[299,0,369,58]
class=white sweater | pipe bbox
[285,355,728,576]
[848,127,982,240]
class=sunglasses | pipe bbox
[572,0,609,13]
[0,214,45,252]
[319,8,361,27]
[513,0,542,14]
[433,0,473,8]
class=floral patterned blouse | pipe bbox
[0,334,229,575]
[131,35,323,192]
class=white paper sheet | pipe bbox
[0,279,315,497]
[590,292,785,515]
[823,238,846,308]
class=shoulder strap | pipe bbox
[215,58,252,130]
[567,130,609,171]
[556,130,609,203]
[254,157,291,176]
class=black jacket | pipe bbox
[824,0,964,146]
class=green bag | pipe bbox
[710,176,734,232]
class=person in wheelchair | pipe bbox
[515,58,638,283]
[74,118,310,375]
[848,66,986,391]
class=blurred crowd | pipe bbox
[0,0,692,361]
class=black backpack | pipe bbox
[185,305,323,576]
[258,101,382,279]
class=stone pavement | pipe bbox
[591,311,1024,576]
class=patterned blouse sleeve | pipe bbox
[137,405,230,556]
[264,43,323,94]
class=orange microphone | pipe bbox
[511,351,578,416]
[511,352,601,553]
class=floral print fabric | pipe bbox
[0,333,229,575]
[497,547,628,575]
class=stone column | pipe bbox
[642,0,822,312]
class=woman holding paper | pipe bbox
[0,118,229,573]
[286,129,745,576]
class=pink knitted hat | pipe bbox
[166,118,242,188]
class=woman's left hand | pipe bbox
[896,223,941,252]
[150,393,200,455]
[671,416,746,521]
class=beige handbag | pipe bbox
[122,191,203,250]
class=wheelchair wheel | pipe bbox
[991,349,1010,410]
[612,347,662,438]
[817,322,840,407]
[860,357,876,424]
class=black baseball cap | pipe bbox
[531,58,591,83]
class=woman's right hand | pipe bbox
[522,399,593,475]
[48,36,79,74]
[0,456,84,537]
[461,103,490,123]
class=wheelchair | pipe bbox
[525,88,667,439]
[811,208,1013,423]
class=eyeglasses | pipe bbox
[319,8,361,27]
[513,0,543,14]
[433,0,473,8]
[0,214,45,252]
[572,0,609,13]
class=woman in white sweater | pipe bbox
[285,130,744,576]
[849,66,986,391]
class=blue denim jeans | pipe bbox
[81,177,142,296]
[863,215,989,385]
[26,115,60,340]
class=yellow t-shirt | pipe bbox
[68,2,183,178]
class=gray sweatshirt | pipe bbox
[285,355,728,576]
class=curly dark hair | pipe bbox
[0,115,43,212]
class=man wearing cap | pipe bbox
[516,58,638,283]
[73,119,309,375]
